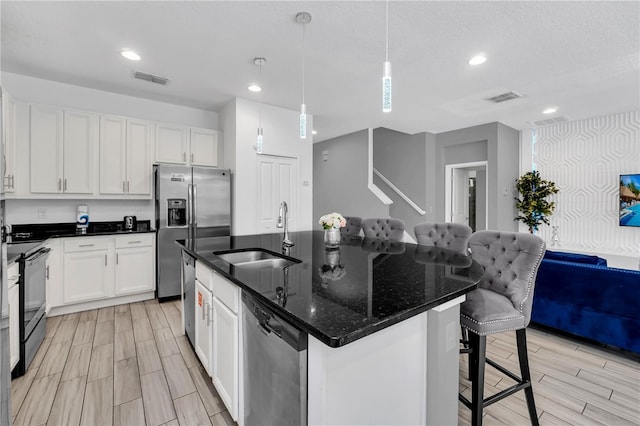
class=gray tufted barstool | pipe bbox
[459,230,546,426]
[361,218,405,241]
[341,216,363,236]
[414,222,472,255]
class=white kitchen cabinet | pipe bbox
[212,296,239,419]
[114,234,155,296]
[2,92,17,193]
[8,262,20,370]
[99,115,152,196]
[195,278,213,375]
[30,105,96,194]
[190,128,219,167]
[63,238,112,304]
[155,123,189,165]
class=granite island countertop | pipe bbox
[178,231,483,348]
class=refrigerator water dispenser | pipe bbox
[167,199,187,227]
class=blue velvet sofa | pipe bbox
[531,250,640,355]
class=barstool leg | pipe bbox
[470,331,486,426]
[516,329,539,426]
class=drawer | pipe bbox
[211,271,239,313]
[64,237,110,253]
[7,262,19,288]
[115,233,154,249]
[195,261,213,291]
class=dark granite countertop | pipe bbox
[178,231,483,348]
[9,221,155,243]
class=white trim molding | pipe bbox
[367,128,393,205]
[374,168,426,215]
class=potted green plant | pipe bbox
[515,171,559,233]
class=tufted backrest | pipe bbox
[414,222,472,255]
[361,218,405,241]
[341,216,363,236]
[468,230,546,324]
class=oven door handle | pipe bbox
[25,248,51,265]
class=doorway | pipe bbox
[444,161,488,231]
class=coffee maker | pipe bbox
[123,216,137,230]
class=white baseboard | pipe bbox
[47,291,155,317]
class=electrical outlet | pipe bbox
[37,208,47,220]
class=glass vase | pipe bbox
[324,228,341,247]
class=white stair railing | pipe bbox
[373,168,426,216]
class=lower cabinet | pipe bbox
[195,278,213,375]
[212,297,238,417]
[8,262,20,371]
[48,233,155,311]
[192,262,240,421]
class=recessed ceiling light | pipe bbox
[543,107,558,114]
[312,130,317,135]
[468,55,487,66]
[248,84,262,93]
[121,50,141,61]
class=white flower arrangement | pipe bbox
[319,212,347,230]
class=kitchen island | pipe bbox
[178,231,483,426]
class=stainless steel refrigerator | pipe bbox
[155,164,231,300]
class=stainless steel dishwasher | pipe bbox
[242,292,308,426]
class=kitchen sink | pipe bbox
[214,249,300,269]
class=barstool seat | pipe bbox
[459,230,546,426]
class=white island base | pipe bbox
[308,296,464,426]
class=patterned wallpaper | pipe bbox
[534,111,640,257]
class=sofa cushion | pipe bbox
[544,250,607,266]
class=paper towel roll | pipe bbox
[76,204,89,229]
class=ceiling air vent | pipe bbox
[485,91,522,103]
[133,71,169,86]
[528,116,570,127]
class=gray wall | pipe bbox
[313,130,388,225]
[476,169,487,231]
[373,128,430,236]
[435,122,519,231]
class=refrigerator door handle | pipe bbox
[187,183,193,227]
[193,184,198,227]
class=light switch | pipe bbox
[322,150,329,162]
[37,208,47,219]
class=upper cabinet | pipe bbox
[30,105,96,194]
[99,115,152,196]
[156,123,220,167]
[2,92,17,193]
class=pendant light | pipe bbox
[382,0,392,112]
[296,12,312,139]
[254,57,266,154]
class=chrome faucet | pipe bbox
[276,201,294,247]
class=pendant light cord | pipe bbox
[302,19,306,105]
[258,61,263,127]
[385,0,389,62]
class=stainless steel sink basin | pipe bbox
[214,249,300,269]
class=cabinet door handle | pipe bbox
[202,301,207,320]
[183,152,186,162]
[116,253,119,264]
[58,178,62,191]
[79,244,95,247]
[123,181,126,192]
[63,178,67,191]
[127,240,142,244]
[127,181,130,193]
[46,265,50,280]
[191,153,194,163]
[11,174,15,189]
[105,254,107,266]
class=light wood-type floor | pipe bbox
[11,300,640,426]
[458,327,640,426]
[11,300,236,426]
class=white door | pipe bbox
[256,155,298,233]
[155,123,188,164]
[451,168,469,224]
[114,246,155,295]
[126,119,152,195]
[195,279,213,375]
[190,128,219,167]
[63,250,111,304]
[212,297,238,419]
[63,110,96,194]
[30,104,63,193]
[99,115,127,194]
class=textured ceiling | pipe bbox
[2,1,639,142]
